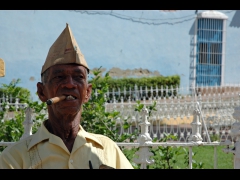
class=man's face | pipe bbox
[37,64,92,116]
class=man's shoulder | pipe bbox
[86,132,117,147]
[87,132,113,142]
[1,135,34,156]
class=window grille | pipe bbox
[194,11,228,87]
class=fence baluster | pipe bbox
[161,85,163,99]
[20,107,33,140]
[189,146,193,169]
[145,86,148,100]
[140,86,143,100]
[133,106,154,169]
[135,84,138,101]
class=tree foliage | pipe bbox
[0,78,31,103]
[82,67,138,142]
[89,75,180,90]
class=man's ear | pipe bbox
[84,84,92,103]
[37,82,48,102]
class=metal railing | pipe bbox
[1,84,240,168]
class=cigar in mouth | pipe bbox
[46,95,66,105]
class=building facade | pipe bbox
[191,11,228,88]
[0,10,239,100]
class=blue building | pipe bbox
[192,11,228,87]
[0,10,240,100]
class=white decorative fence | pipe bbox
[1,84,240,169]
[104,84,240,143]
[0,95,28,111]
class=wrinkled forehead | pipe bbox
[48,64,88,75]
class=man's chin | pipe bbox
[56,106,81,116]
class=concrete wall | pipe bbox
[0,10,239,100]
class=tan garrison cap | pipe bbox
[41,23,89,74]
[0,58,5,77]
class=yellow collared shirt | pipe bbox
[0,122,133,169]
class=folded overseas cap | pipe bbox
[41,23,89,74]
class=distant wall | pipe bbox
[0,10,239,100]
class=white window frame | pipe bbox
[193,10,228,88]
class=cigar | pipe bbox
[46,95,66,105]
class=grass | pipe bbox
[124,145,234,169]
[174,145,234,169]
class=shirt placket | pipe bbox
[68,156,74,169]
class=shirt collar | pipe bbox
[27,121,104,151]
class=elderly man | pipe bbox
[0,24,133,169]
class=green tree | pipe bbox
[0,79,47,152]
[81,67,138,143]
[0,78,31,103]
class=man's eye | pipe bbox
[75,75,84,79]
[54,76,63,79]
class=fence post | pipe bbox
[133,106,154,169]
[189,146,193,169]
[223,122,240,169]
[214,145,218,169]
[20,107,33,140]
[188,106,203,143]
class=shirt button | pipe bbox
[70,159,73,163]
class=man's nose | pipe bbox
[61,76,77,88]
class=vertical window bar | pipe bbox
[211,18,213,42]
[211,19,213,65]
[214,18,216,31]
[220,20,223,85]
[204,19,206,86]
[215,43,217,65]
[205,19,210,85]
[212,43,214,65]
[210,19,213,85]
[212,20,214,85]
[218,20,220,41]
[205,69,207,86]
[221,20,223,41]
[218,20,220,65]
[213,19,215,85]
[218,43,222,78]
[219,43,222,64]
[209,18,211,41]
[218,43,222,76]
[208,19,210,86]
[197,19,200,86]
[204,42,206,64]
[206,18,208,41]
[219,20,222,85]
[205,29,207,63]
[199,19,201,41]
[217,43,219,65]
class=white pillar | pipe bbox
[133,106,154,169]
[20,107,33,140]
[188,107,203,143]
